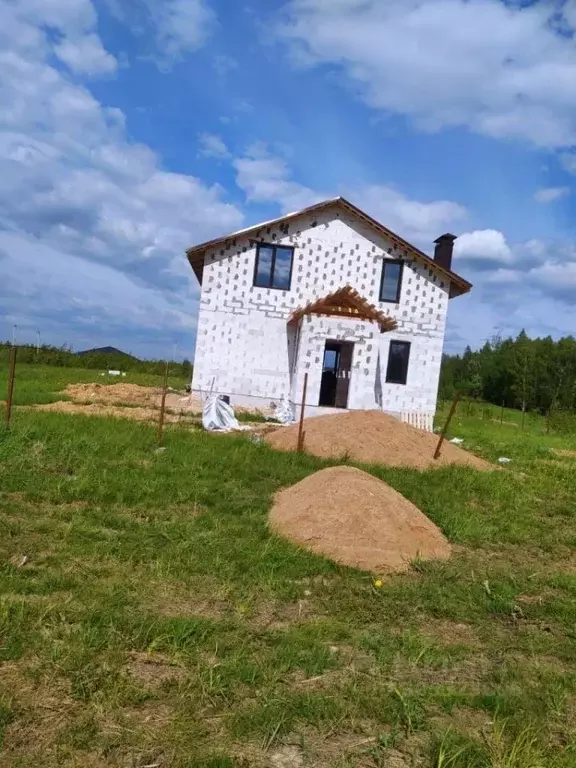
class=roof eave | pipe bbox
[449,280,473,299]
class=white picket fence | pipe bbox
[400,411,434,432]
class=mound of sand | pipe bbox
[269,466,451,574]
[266,410,490,471]
[65,383,203,411]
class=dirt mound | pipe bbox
[266,410,490,470]
[65,383,202,410]
[66,382,159,405]
[269,466,451,574]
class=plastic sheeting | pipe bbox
[203,395,240,432]
[202,395,251,432]
[272,395,296,424]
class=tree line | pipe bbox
[0,342,193,380]
[440,331,576,415]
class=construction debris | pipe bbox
[266,410,491,470]
[203,395,248,432]
[269,466,451,575]
[271,395,296,424]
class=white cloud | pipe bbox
[530,260,576,293]
[8,0,118,75]
[352,185,467,248]
[198,132,230,158]
[234,144,323,213]
[101,0,215,66]
[485,268,521,285]
[147,0,215,62]
[280,0,576,148]
[54,33,117,76]
[0,0,243,355]
[233,144,467,247]
[446,236,576,351]
[0,230,194,333]
[560,152,576,174]
[565,0,576,30]
[454,229,513,265]
[533,186,570,203]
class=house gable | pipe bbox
[186,197,471,298]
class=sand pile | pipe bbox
[269,466,451,574]
[65,383,203,410]
[66,382,161,406]
[266,410,490,470]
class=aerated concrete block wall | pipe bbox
[192,206,450,421]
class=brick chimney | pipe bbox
[433,233,457,271]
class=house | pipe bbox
[185,197,471,431]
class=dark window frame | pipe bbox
[379,258,404,303]
[253,241,295,291]
[385,340,411,385]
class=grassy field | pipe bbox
[0,364,189,406]
[1,370,576,766]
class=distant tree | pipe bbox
[511,330,535,414]
[438,330,576,416]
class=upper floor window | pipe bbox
[386,340,411,385]
[253,243,294,290]
[379,259,403,303]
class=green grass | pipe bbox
[0,363,189,406]
[1,378,576,766]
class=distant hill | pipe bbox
[77,347,140,360]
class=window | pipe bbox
[386,340,411,385]
[379,259,403,303]
[253,243,294,290]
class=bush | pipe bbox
[547,410,576,435]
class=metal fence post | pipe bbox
[157,361,169,446]
[297,373,309,452]
[4,345,17,428]
[434,390,461,460]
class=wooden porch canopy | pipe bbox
[288,285,397,332]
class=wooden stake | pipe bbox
[434,390,461,460]
[500,400,504,427]
[297,372,309,452]
[4,345,17,428]
[157,361,169,446]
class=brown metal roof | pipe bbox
[288,285,398,332]
[185,196,472,297]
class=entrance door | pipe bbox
[319,341,354,408]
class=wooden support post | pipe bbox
[500,400,504,427]
[157,361,169,446]
[297,373,309,452]
[4,345,17,428]
[434,390,461,460]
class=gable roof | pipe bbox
[185,196,472,298]
[288,285,398,332]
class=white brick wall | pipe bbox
[191,205,450,425]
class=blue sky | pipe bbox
[2,0,576,359]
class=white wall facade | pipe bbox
[191,204,451,428]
